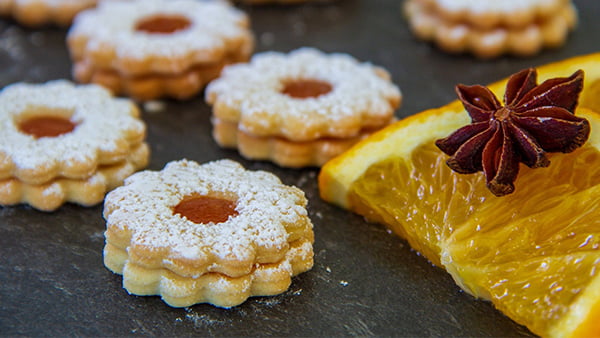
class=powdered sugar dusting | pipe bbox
[0,80,145,178]
[104,159,312,265]
[11,0,97,9]
[435,0,560,13]
[69,0,249,60]
[254,259,292,280]
[41,182,62,197]
[288,240,314,262]
[184,308,231,329]
[0,26,28,61]
[205,48,401,139]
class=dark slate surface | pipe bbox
[1,0,598,336]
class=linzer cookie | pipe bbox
[205,48,402,167]
[0,0,97,27]
[403,0,578,58]
[102,159,314,308]
[67,0,254,101]
[0,80,149,211]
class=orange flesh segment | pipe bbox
[347,140,600,336]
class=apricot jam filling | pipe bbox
[18,115,77,138]
[173,194,239,224]
[135,15,191,34]
[281,79,333,99]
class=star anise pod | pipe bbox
[435,68,590,197]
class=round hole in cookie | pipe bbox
[135,15,192,34]
[17,107,78,139]
[173,194,239,224]
[281,79,333,99]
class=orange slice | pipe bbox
[318,52,600,338]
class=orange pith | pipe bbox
[318,52,600,338]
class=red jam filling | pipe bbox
[281,79,333,99]
[135,15,191,34]
[173,194,238,224]
[18,116,77,138]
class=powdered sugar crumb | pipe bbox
[143,100,166,114]
[259,32,275,47]
[184,308,230,329]
[295,170,316,188]
[29,32,46,47]
[0,26,27,61]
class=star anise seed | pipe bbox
[435,68,590,197]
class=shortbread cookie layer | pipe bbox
[417,0,570,30]
[404,0,577,58]
[67,0,254,77]
[103,159,314,280]
[212,117,375,168]
[0,0,96,27]
[206,48,401,142]
[0,80,147,185]
[0,143,149,212]
[105,238,313,308]
[73,51,250,101]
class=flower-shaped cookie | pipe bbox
[103,159,314,307]
[67,0,254,77]
[0,80,146,184]
[404,0,577,58]
[0,0,97,27]
[206,48,401,142]
[0,80,149,211]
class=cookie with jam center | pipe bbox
[67,0,254,101]
[102,159,314,308]
[403,0,578,58]
[0,80,149,211]
[205,48,402,167]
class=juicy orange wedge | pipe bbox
[319,52,600,338]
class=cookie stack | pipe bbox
[0,0,97,27]
[0,80,149,211]
[205,48,402,168]
[404,0,578,58]
[67,0,254,101]
[103,159,314,308]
